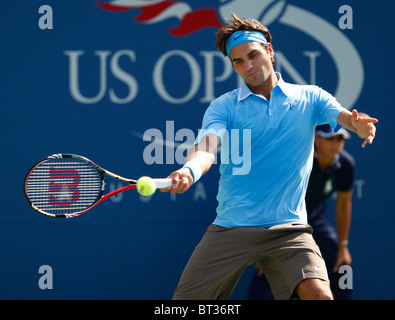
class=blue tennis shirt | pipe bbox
[196,73,345,228]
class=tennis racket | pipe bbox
[23,154,172,218]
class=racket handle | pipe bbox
[152,178,173,189]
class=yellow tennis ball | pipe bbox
[137,176,156,196]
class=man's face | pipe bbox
[315,135,346,159]
[229,41,274,89]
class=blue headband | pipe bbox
[226,30,268,56]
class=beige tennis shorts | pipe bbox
[173,223,329,300]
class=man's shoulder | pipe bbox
[279,79,322,98]
[217,87,240,100]
[339,150,356,167]
[287,82,321,93]
[209,88,240,108]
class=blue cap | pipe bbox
[316,124,351,139]
[226,30,268,56]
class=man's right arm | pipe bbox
[161,134,220,194]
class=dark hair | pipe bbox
[216,14,273,57]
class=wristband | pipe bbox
[339,240,349,247]
[183,161,202,184]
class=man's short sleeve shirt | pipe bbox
[197,73,345,228]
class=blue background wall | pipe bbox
[0,0,393,299]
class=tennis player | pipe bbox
[162,14,378,300]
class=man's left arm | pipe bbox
[337,109,378,148]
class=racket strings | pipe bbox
[25,158,103,215]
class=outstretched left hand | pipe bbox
[350,109,378,148]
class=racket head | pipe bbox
[23,154,105,218]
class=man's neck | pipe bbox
[247,71,278,100]
[316,153,335,171]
